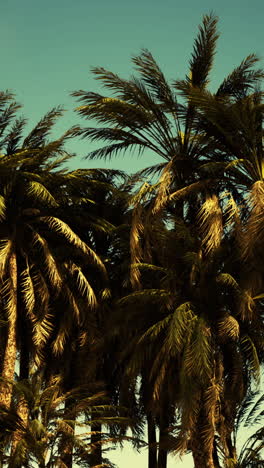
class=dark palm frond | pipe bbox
[23,107,64,149]
[175,12,219,90]
[190,13,219,87]
[3,117,27,155]
[132,49,179,113]
[216,54,264,99]
[0,100,22,140]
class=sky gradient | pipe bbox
[1,1,263,466]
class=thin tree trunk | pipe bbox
[0,252,17,409]
[157,421,168,468]
[147,414,157,468]
[59,397,76,468]
[90,419,102,468]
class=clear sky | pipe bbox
[1,0,263,466]
[1,0,263,174]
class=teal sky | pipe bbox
[2,1,263,466]
[1,0,263,175]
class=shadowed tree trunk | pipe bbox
[147,414,157,468]
[59,397,75,468]
[90,417,102,467]
[191,406,215,468]
[157,414,168,468]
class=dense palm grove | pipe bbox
[0,13,263,468]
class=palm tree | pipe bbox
[116,196,264,468]
[0,99,108,468]
[72,13,263,222]
[35,168,136,468]
[3,371,125,468]
[177,81,264,299]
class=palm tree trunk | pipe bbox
[147,414,157,468]
[190,397,216,468]
[90,418,102,467]
[0,252,17,409]
[157,420,168,468]
[191,426,215,468]
[59,397,75,468]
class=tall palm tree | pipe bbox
[37,168,135,468]
[0,99,106,467]
[72,13,262,220]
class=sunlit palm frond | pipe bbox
[20,265,35,318]
[152,159,174,214]
[0,239,12,278]
[218,314,240,341]
[32,314,54,350]
[41,216,106,273]
[242,181,264,259]
[69,263,98,309]
[0,194,6,221]
[32,231,62,291]
[1,277,17,321]
[198,194,223,254]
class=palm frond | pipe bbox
[32,231,62,290]
[175,13,219,89]
[217,54,264,98]
[0,239,12,277]
[2,117,27,154]
[0,194,6,221]
[41,217,106,273]
[183,316,213,381]
[132,49,178,112]
[26,181,59,207]
[198,194,223,254]
[240,335,260,385]
[23,107,64,149]
[20,265,35,318]
[218,314,240,341]
[118,289,172,306]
